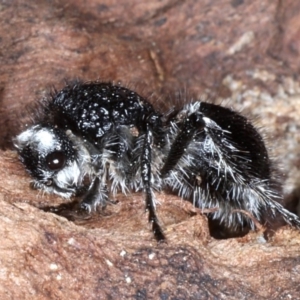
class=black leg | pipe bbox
[81,177,109,212]
[161,111,205,177]
[141,127,165,241]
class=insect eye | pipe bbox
[45,151,66,171]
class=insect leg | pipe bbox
[141,126,165,241]
[161,111,205,178]
[81,177,109,212]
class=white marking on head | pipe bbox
[34,128,58,150]
[14,125,60,153]
[56,161,81,187]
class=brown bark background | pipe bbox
[1,0,300,299]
